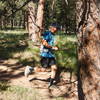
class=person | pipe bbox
[40,23,59,87]
[24,23,59,87]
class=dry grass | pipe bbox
[0,84,41,100]
[0,84,67,100]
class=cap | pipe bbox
[50,23,60,30]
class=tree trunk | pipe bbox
[27,0,45,43]
[19,19,22,28]
[35,0,45,39]
[76,0,100,100]
[25,11,28,30]
[0,17,3,29]
[27,1,38,42]
[11,17,14,29]
[50,0,56,19]
[22,10,26,29]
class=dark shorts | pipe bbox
[40,57,56,68]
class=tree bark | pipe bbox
[76,0,100,100]
[35,0,45,39]
[27,0,45,43]
[27,1,38,42]
[22,10,26,29]
[0,17,3,29]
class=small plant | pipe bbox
[0,81,10,91]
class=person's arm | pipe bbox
[42,39,58,50]
[42,39,52,48]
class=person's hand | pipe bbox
[42,40,47,45]
[52,46,59,50]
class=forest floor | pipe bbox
[0,29,78,100]
[0,58,78,100]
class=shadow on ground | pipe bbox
[0,31,28,59]
[0,31,34,82]
[27,66,78,99]
[0,30,78,99]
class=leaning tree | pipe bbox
[76,0,100,100]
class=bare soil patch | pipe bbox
[0,59,78,100]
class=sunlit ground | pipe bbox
[0,29,77,100]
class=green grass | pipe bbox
[0,81,10,91]
[0,82,66,100]
[0,29,77,70]
[0,82,41,100]
[0,81,66,100]
[0,30,28,59]
[0,29,41,67]
[0,29,77,99]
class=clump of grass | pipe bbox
[0,82,10,91]
[0,85,41,100]
[0,84,67,100]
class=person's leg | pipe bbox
[24,57,48,78]
[34,57,49,72]
[24,65,34,77]
[51,64,57,79]
[48,65,57,87]
[48,58,57,87]
[34,67,46,72]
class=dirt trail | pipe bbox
[0,59,78,100]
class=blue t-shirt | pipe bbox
[40,31,55,58]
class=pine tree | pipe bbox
[76,0,100,99]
